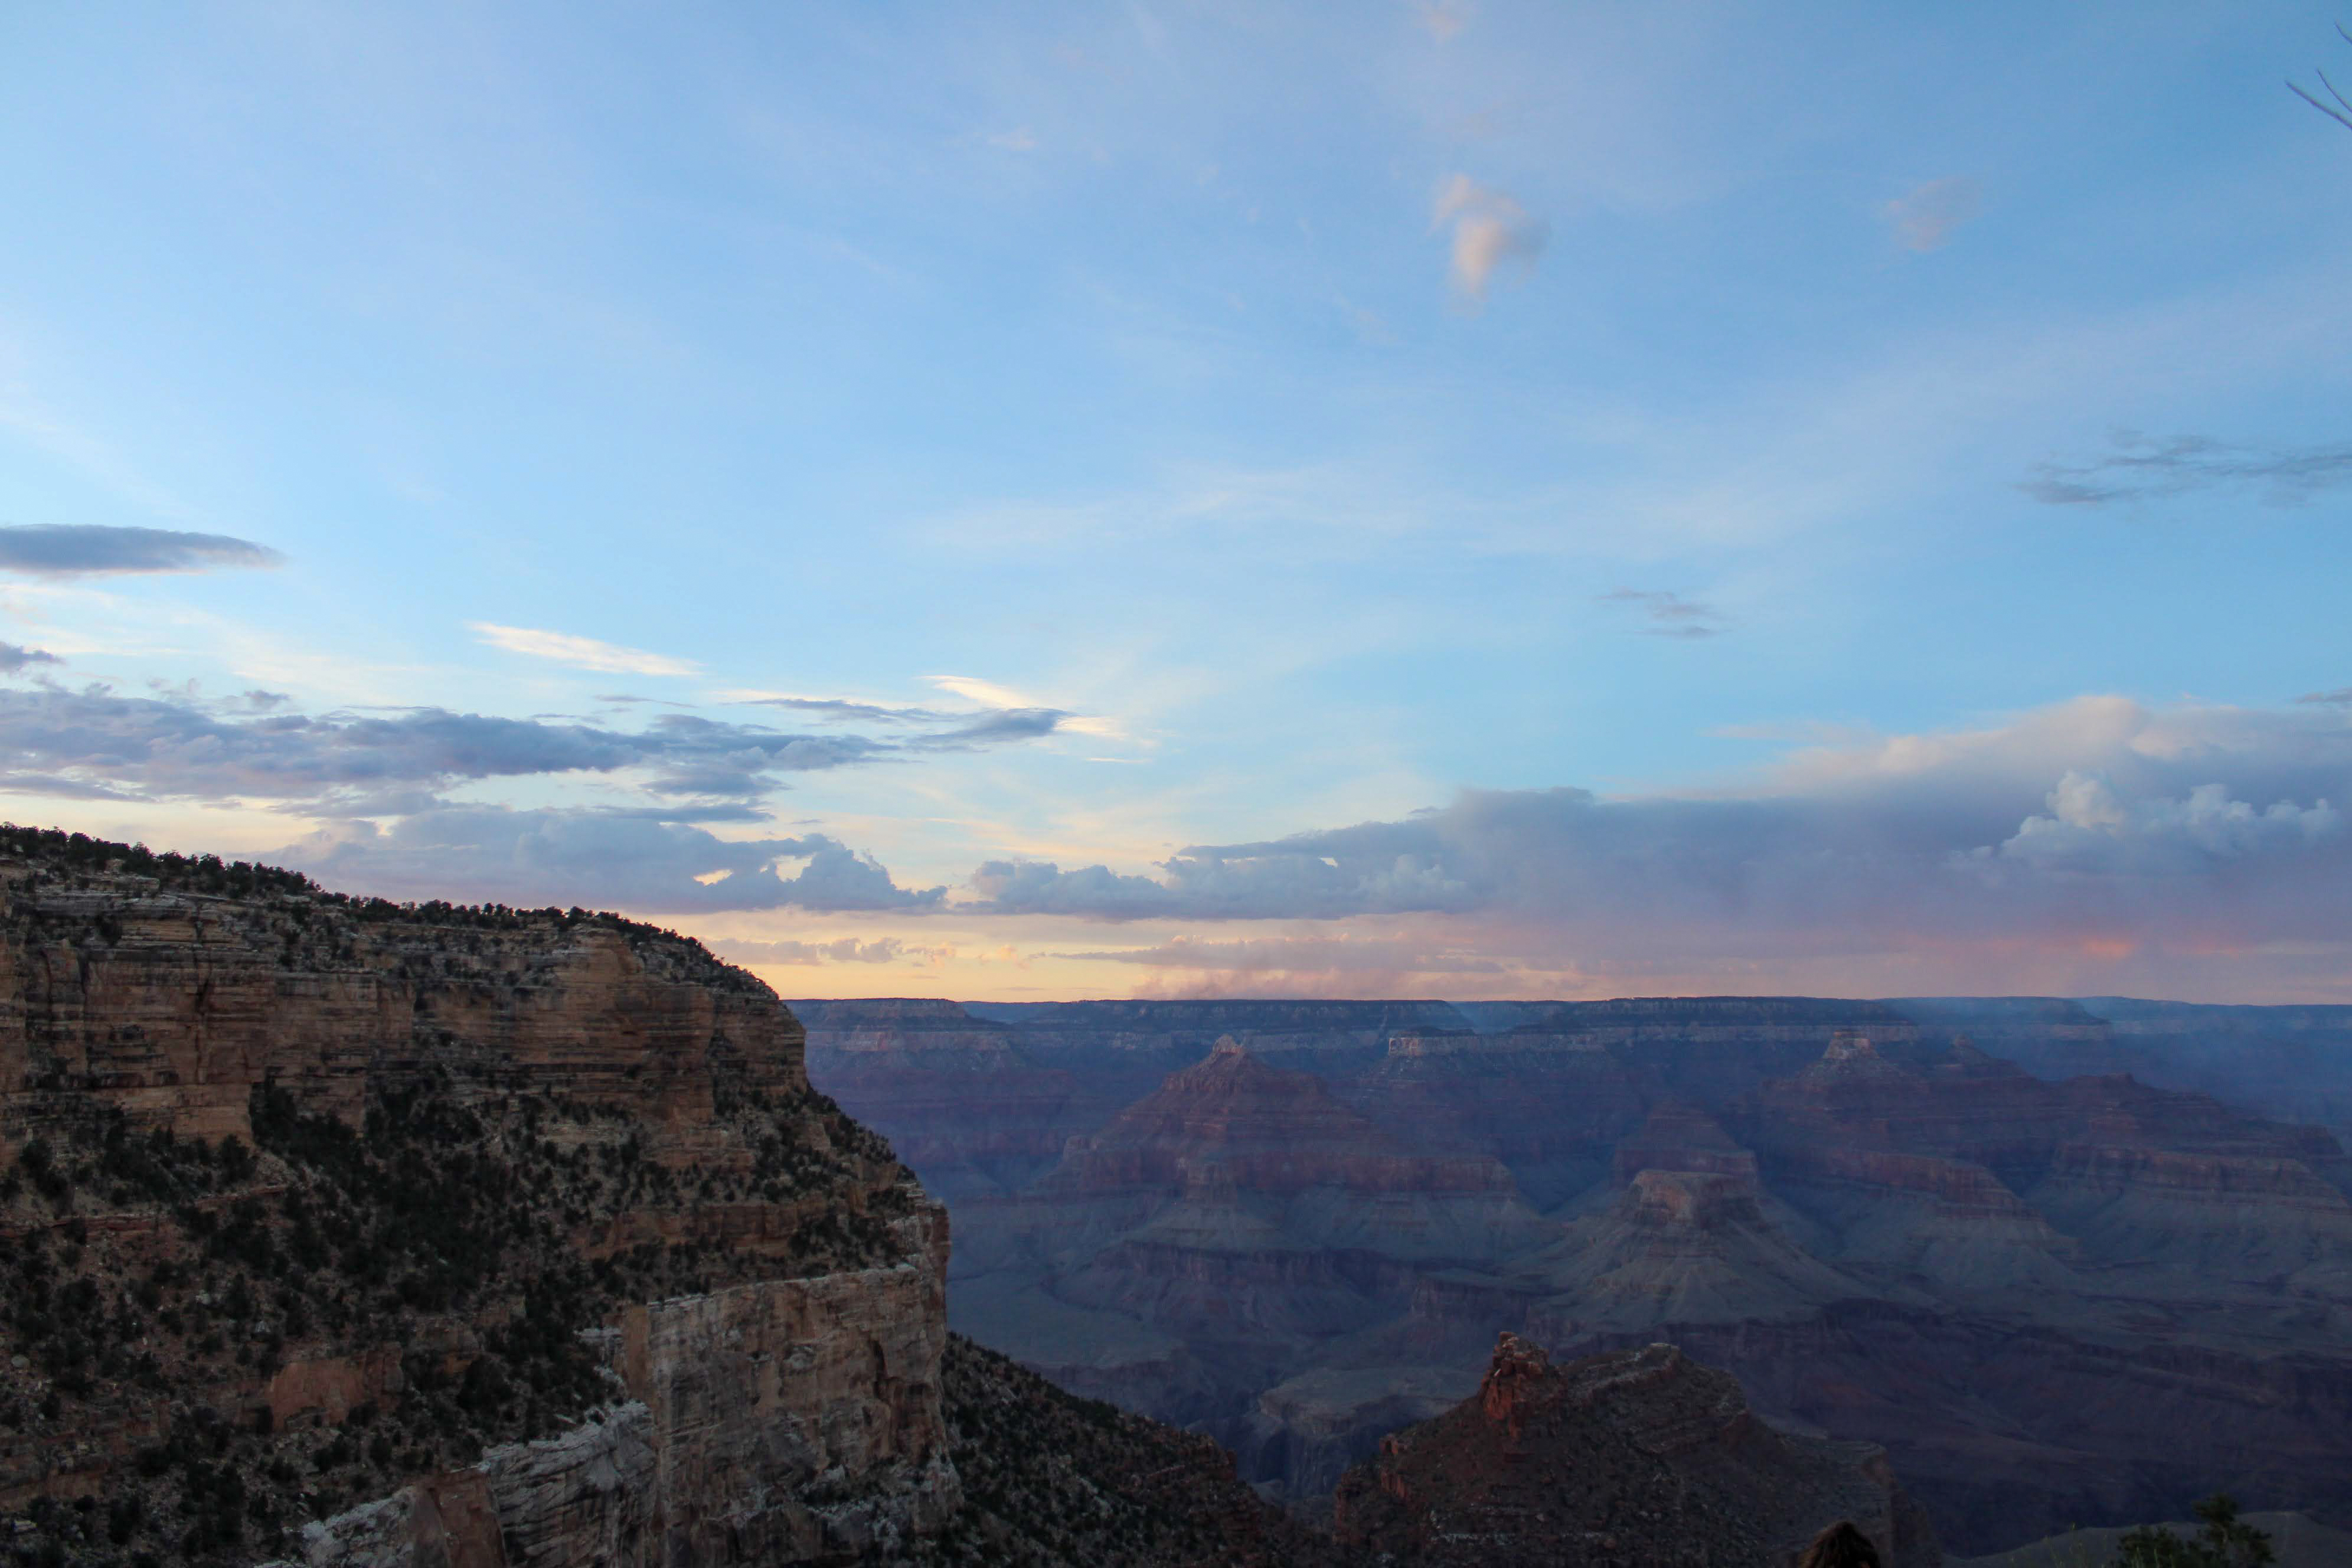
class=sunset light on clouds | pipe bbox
[2,3,2348,1002]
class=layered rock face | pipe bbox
[0,832,958,1566]
[945,1040,1550,1439]
[1333,1333,1940,1567]
[806,994,2352,1553]
[801,1000,1091,1201]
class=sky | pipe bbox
[2,2,2350,1003]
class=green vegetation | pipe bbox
[4,1070,911,1567]
[901,1335,1344,1568]
[0,822,767,994]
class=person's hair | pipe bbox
[1797,1521,1883,1568]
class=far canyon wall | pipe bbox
[805,994,2352,1554]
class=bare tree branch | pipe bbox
[2291,24,2352,130]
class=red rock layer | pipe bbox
[1334,1333,1940,1567]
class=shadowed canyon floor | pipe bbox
[804,995,2352,1555]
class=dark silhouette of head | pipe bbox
[1798,1521,1883,1568]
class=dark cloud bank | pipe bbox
[0,682,1044,912]
[975,699,2352,959]
[0,524,283,577]
[6,672,2346,963]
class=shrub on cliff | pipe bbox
[2111,1496,2275,1568]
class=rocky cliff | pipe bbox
[1332,1333,1940,1567]
[0,827,961,1566]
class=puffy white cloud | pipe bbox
[1988,772,2340,873]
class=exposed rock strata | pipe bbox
[0,830,956,1565]
[1333,1334,1940,1567]
[807,995,2352,1551]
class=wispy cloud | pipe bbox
[713,935,942,966]
[1417,2,1470,43]
[0,641,60,674]
[0,524,283,577]
[927,674,1031,708]
[721,690,949,723]
[1881,176,1982,253]
[1432,175,1547,301]
[1598,587,1724,638]
[925,674,1123,739]
[2021,432,2352,507]
[470,622,700,677]
[0,685,884,811]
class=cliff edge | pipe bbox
[0,828,955,1565]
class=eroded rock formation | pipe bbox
[1333,1333,1940,1567]
[0,832,958,1566]
[808,995,2352,1553]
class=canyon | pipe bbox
[0,831,1345,1568]
[1332,1333,1939,1567]
[5,821,2339,1565]
[805,994,2352,1555]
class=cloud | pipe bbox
[964,697,2352,966]
[471,622,700,677]
[723,691,949,723]
[1598,588,1724,639]
[1979,771,2339,876]
[1432,176,1547,300]
[0,642,60,674]
[1052,926,1511,1000]
[0,524,283,577]
[2299,688,2352,707]
[0,684,887,809]
[275,809,943,914]
[2021,432,2352,507]
[0,669,1086,822]
[713,936,935,966]
[985,128,1040,152]
[1881,177,1982,253]
[1417,2,1470,42]
[1055,930,1505,975]
[908,707,1069,749]
[926,674,1033,709]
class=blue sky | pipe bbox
[3,3,2350,1001]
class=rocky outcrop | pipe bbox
[1333,1334,1940,1567]
[0,829,958,1566]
